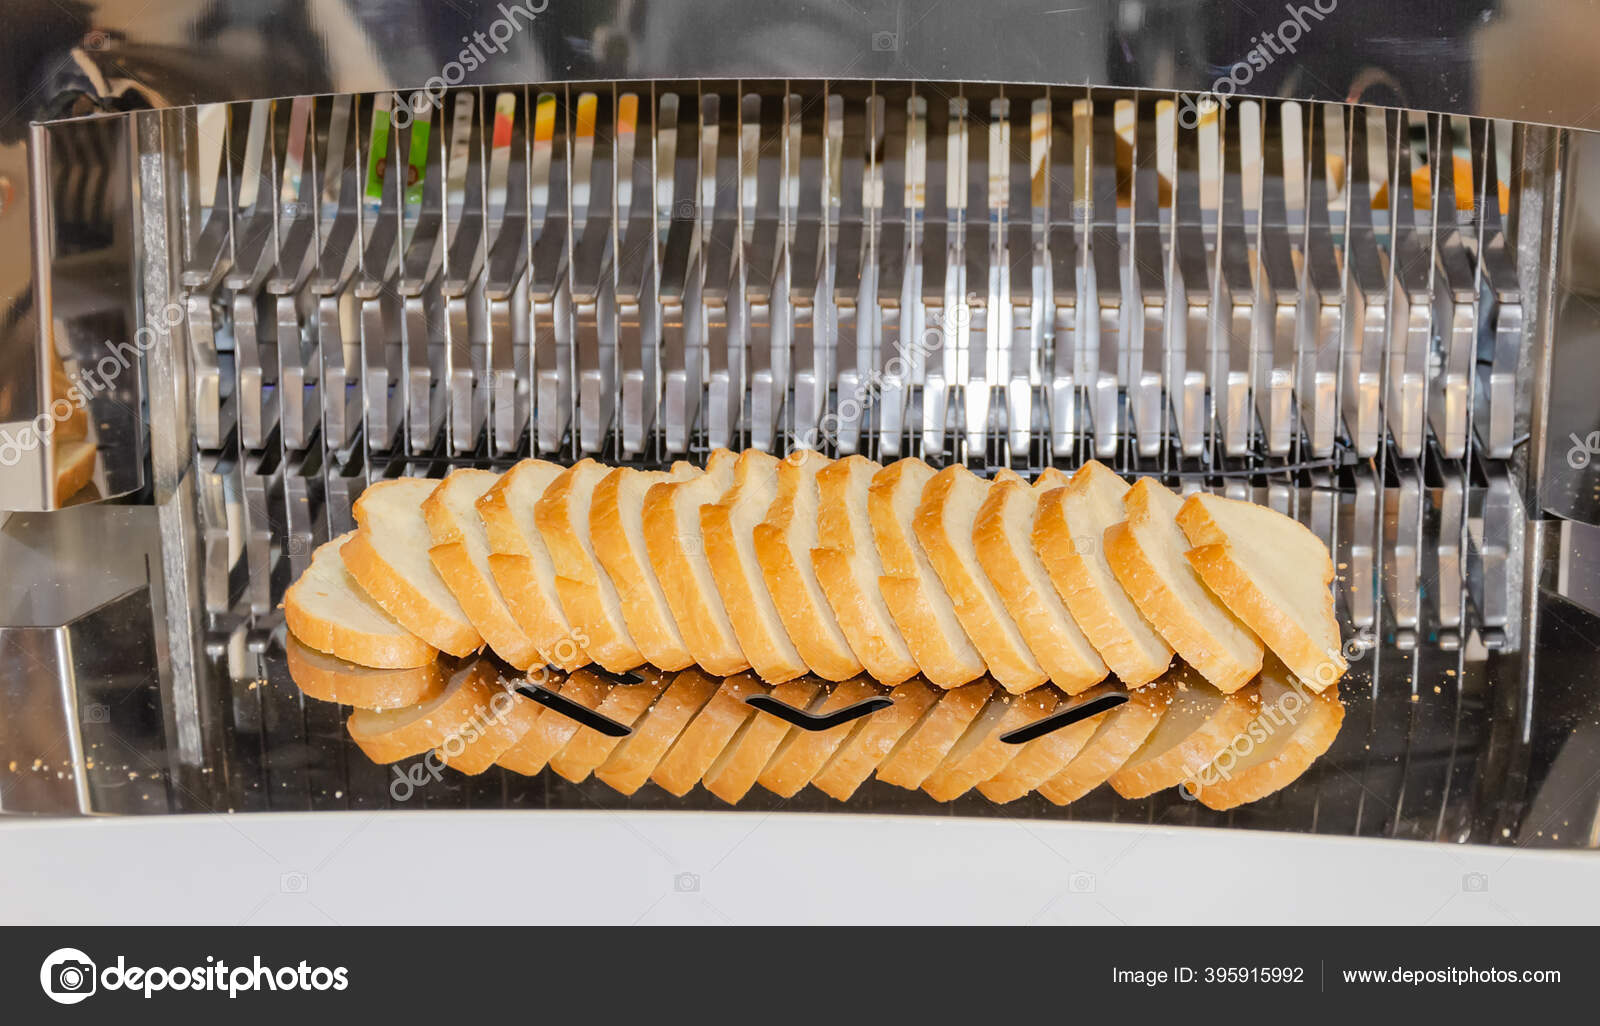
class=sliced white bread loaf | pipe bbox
[974,470,1109,694]
[536,459,645,674]
[642,448,750,677]
[810,455,920,685]
[975,684,1111,803]
[1186,658,1345,810]
[915,465,1047,694]
[810,678,940,802]
[922,687,1057,802]
[1037,678,1175,805]
[876,680,994,790]
[756,677,886,798]
[342,479,484,657]
[347,661,501,764]
[1177,491,1347,691]
[477,459,590,670]
[1034,461,1174,686]
[591,463,701,671]
[650,672,770,796]
[868,458,986,687]
[496,670,612,776]
[549,671,669,783]
[1108,666,1262,799]
[754,451,866,681]
[422,469,543,670]
[596,668,721,795]
[1104,478,1263,692]
[285,632,443,709]
[703,677,823,804]
[701,450,807,683]
[286,532,439,669]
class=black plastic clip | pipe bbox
[744,693,894,732]
[510,664,647,739]
[999,690,1129,745]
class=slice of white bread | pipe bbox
[342,480,484,657]
[1108,666,1261,799]
[1104,478,1263,692]
[549,672,670,783]
[642,449,750,676]
[756,677,886,798]
[976,684,1112,803]
[877,680,994,790]
[701,450,807,683]
[810,455,919,685]
[1177,491,1347,691]
[422,469,543,670]
[477,460,590,670]
[811,678,940,802]
[922,687,1057,802]
[754,451,866,681]
[496,670,613,776]
[1186,659,1345,810]
[651,672,771,796]
[868,458,986,687]
[285,533,439,669]
[974,470,1108,694]
[703,677,823,804]
[536,459,646,674]
[347,661,501,764]
[1034,461,1174,686]
[1037,678,1175,805]
[915,465,1047,694]
[285,632,444,709]
[434,667,545,775]
[592,464,701,671]
[596,668,720,795]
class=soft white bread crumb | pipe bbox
[285,532,439,669]
[592,463,701,671]
[536,459,645,673]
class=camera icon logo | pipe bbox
[1068,872,1097,894]
[40,947,97,1004]
[281,871,309,894]
[674,872,700,893]
[84,703,110,724]
[1462,872,1490,893]
[871,30,899,52]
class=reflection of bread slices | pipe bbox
[477,460,589,670]
[536,459,645,673]
[435,667,544,776]
[496,670,612,776]
[976,685,1112,803]
[1034,461,1173,686]
[922,687,1057,802]
[811,455,919,685]
[642,449,749,676]
[1177,492,1346,691]
[343,479,483,657]
[422,469,542,669]
[756,677,885,798]
[916,465,1046,694]
[1037,679,1174,805]
[702,450,806,683]
[549,672,669,783]
[1186,660,1345,810]
[1104,479,1263,692]
[877,680,993,790]
[286,533,438,669]
[974,470,1107,694]
[703,677,823,803]
[869,459,985,687]
[592,464,701,671]
[811,678,940,802]
[596,668,720,795]
[347,661,500,763]
[1108,666,1261,799]
[651,673,770,796]
[754,451,864,681]
[285,632,444,708]
[54,439,96,503]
